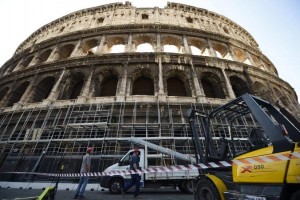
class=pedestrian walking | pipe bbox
[74,147,93,199]
[121,147,141,199]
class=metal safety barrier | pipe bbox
[2,151,299,178]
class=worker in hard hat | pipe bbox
[74,147,93,199]
[122,147,141,199]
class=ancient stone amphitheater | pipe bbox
[0,2,299,183]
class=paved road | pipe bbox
[0,188,193,200]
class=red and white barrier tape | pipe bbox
[2,152,300,177]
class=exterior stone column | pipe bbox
[0,82,18,107]
[48,46,60,61]
[126,76,132,96]
[245,50,255,65]
[70,38,84,57]
[95,35,105,55]
[242,66,255,94]
[13,58,26,72]
[227,44,237,61]
[125,33,133,52]
[207,39,217,57]
[156,33,162,52]
[221,67,236,99]
[116,63,128,102]
[183,35,191,54]
[157,56,166,102]
[77,67,94,103]
[266,81,279,101]
[190,60,206,103]
[28,52,42,67]
[43,69,66,104]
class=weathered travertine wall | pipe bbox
[0,2,299,183]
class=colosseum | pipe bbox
[0,1,299,186]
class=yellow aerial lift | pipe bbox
[188,93,300,200]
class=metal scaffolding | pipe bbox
[0,100,256,183]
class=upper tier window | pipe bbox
[142,14,149,20]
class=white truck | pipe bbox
[100,138,198,194]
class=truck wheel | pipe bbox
[290,190,300,200]
[108,178,123,194]
[195,179,221,200]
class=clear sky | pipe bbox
[0,0,299,102]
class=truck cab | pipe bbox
[100,147,198,194]
[100,149,144,194]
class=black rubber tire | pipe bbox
[108,178,124,194]
[290,190,300,200]
[195,178,221,200]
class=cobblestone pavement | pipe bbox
[0,188,192,200]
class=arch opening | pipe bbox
[167,77,187,96]
[59,73,85,100]
[132,77,154,95]
[84,39,98,55]
[136,43,154,52]
[0,87,9,102]
[36,49,52,64]
[6,81,30,107]
[201,73,225,99]
[57,44,75,60]
[99,76,118,97]
[230,76,251,97]
[31,77,56,103]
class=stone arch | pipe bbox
[57,44,75,60]
[59,72,85,100]
[232,47,251,64]
[0,87,9,102]
[6,81,30,107]
[201,72,226,99]
[250,54,263,69]
[273,87,289,107]
[4,63,17,74]
[211,41,232,60]
[166,69,191,97]
[22,55,35,68]
[133,35,155,52]
[229,76,251,97]
[104,36,126,53]
[161,35,184,53]
[30,76,56,103]
[189,38,209,56]
[36,49,52,64]
[94,69,119,97]
[83,38,99,55]
[13,55,34,71]
[132,68,154,95]
[253,81,270,101]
